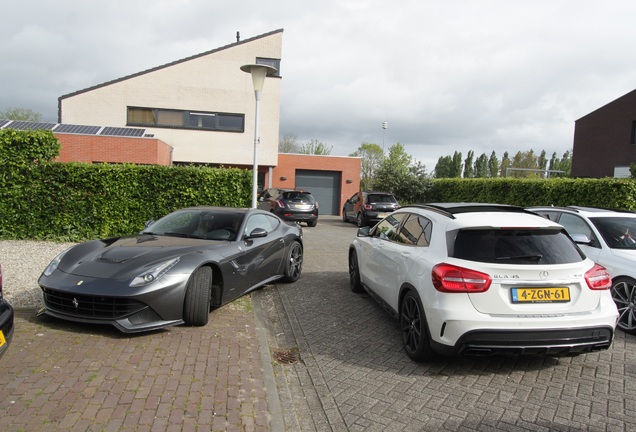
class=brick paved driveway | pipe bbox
[1,297,275,432]
[255,216,636,432]
[1,216,635,431]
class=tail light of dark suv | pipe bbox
[431,264,492,293]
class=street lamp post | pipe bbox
[382,121,387,159]
[240,63,277,208]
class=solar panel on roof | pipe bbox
[100,127,146,137]
[0,119,11,128]
[54,124,101,135]
[8,121,57,130]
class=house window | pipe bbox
[127,107,244,132]
[256,57,281,77]
[631,121,636,145]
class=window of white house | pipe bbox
[127,107,244,132]
[256,57,281,77]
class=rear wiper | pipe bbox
[496,255,543,262]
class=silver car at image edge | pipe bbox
[528,205,636,334]
[349,203,619,361]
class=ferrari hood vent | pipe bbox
[96,247,154,263]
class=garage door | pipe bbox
[295,170,341,215]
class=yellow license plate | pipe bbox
[0,330,5,348]
[378,213,387,219]
[511,287,570,303]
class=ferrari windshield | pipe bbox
[143,209,245,241]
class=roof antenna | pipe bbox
[236,31,240,42]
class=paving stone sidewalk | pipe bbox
[2,216,636,432]
[0,296,280,432]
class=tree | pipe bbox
[473,153,488,178]
[549,152,559,171]
[279,134,301,153]
[350,142,383,190]
[373,143,412,192]
[451,151,463,178]
[0,107,42,122]
[434,155,453,178]
[500,152,511,177]
[374,143,429,203]
[299,139,332,155]
[509,150,540,178]
[488,151,499,178]
[463,150,474,178]
[538,150,548,173]
[556,150,572,177]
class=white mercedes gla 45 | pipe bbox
[348,203,619,361]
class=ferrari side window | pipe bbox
[244,214,277,236]
[264,214,280,231]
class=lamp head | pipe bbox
[240,64,278,92]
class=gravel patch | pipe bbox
[0,240,77,309]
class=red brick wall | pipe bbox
[266,153,361,215]
[55,134,172,165]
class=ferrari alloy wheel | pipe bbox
[283,241,303,282]
[349,250,363,293]
[611,277,636,334]
[400,290,434,362]
[183,266,212,326]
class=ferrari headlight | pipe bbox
[130,257,180,287]
[42,248,72,277]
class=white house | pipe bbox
[58,29,283,169]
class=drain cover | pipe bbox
[273,349,300,365]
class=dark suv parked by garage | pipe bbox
[342,191,400,227]
[258,188,319,227]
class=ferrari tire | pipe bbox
[349,250,363,293]
[282,241,303,282]
[611,276,636,334]
[400,290,435,362]
[183,266,213,326]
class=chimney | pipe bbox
[236,31,240,42]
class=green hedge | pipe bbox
[1,162,251,241]
[0,129,252,241]
[3,130,636,242]
[425,178,636,210]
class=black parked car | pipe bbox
[0,264,15,360]
[258,188,319,227]
[342,191,400,227]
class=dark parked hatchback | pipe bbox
[0,264,14,360]
[342,191,400,227]
[258,188,319,227]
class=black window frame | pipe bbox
[127,106,245,133]
[256,57,281,77]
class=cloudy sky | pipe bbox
[2,0,635,170]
